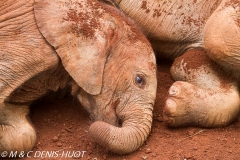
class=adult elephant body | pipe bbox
[116,0,240,127]
[0,0,157,154]
[116,0,223,58]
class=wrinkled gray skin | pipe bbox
[0,0,157,154]
[116,0,240,127]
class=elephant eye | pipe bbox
[134,75,146,88]
[136,76,143,84]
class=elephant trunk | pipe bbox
[89,104,153,154]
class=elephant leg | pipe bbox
[0,103,36,152]
[204,1,240,76]
[163,49,240,127]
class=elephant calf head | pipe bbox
[34,0,157,154]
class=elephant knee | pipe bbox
[204,5,240,72]
[0,123,36,153]
[0,103,36,152]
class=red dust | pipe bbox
[172,48,237,90]
[63,1,103,38]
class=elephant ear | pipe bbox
[34,0,115,95]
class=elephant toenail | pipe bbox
[169,85,179,96]
[165,99,177,113]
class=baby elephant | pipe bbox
[0,0,157,154]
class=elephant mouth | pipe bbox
[98,98,121,126]
[87,98,122,127]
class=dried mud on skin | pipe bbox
[24,61,240,160]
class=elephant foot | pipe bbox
[0,103,36,152]
[163,81,240,128]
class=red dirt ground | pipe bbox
[22,60,240,160]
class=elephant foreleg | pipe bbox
[0,103,36,152]
[204,0,240,76]
[163,49,240,127]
